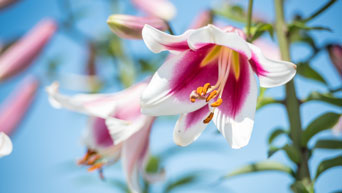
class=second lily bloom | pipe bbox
[140,24,296,148]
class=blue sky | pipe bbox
[0,0,341,193]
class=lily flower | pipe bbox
[140,24,296,148]
[46,81,156,193]
[0,76,39,157]
[0,132,12,158]
[107,14,168,39]
[131,0,176,21]
[0,19,56,82]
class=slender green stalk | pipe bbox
[303,0,337,23]
[246,0,254,40]
[166,21,175,35]
[274,0,311,182]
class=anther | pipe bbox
[203,112,214,124]
[87,154,101,165]
[189,90,199,103]
[211,98,223,107]
[196,87,203,96]
[202,83,211,95]
[206,90,218,102]
[88,162,104,172]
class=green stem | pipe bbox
[166,21,175,35]
[274,0,311,183]
[246,0,254,40]
[303,0,337,23]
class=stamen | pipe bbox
[189,90,199,103]
[78,149,95,165]
[203,112,214,124]
[211,98,223,107]
[87,154,101,165]
[206,90,218,102]
[202,83,211,95]
[196,87,203,96]
[88,162,104,172]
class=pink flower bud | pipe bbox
[107,14,168,39]
[0,76,39,135]
[0,19,57,81]
[131,0,176,21]
[327,44,342,78]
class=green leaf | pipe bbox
[267,145,301,164]
[297,62,327,85]
[164,175,198,193]
[314,139,342,150]
[268,128,288,145]
[289,21,332,32]
[224,161,294,178]
[249,22,274,42]
[213,4,247,23]
[291,180,314,193]
[302,112,341,146]
[256,97,282,110]
[304,92,342,107]
[315,155,342,180]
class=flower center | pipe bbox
[78,149,105,173]
[189,46,240,124]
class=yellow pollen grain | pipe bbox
[206,90,218,102]
[202,83,211,95]
[211,98,223,107]
[203,112,214,124]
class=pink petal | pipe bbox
[0,19,57,81]
[132,0,176,20]
[0,76,39,135]
[173,105,211,146]
[122,117,154,193]
[327,44,342,78]
[141,45,218,115]
[91,117,114,148]
[107,14,168,39]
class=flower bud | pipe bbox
[107,14,168,39]
[131,0,176,21]
[0,19,57,82]
[327,44,342,78]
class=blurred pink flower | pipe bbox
[131,0,176,21]
[0,0,18,10]
[0,19,57,82]
[107,14,168,39]
[253,39,281,60]
[332,116,342,136]
[47,81,159,193]
[0,76,39,135]
[189,10,212,29]
[0,76,39,158]
[327,44,342,78]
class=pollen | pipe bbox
[88,162,104,172]
[202,83,211,95]
[196,87,204,96]
[203,112,214,124]
[87,154,101,165]
[206,90,218,102]
[211,98,223,107]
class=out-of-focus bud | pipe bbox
[0,19,57,82]
[0,132,12,158]
[189,10,213,29]
[0,76,39,135]
[131,0,176,21]
[327,44,342,78]
[332,116,342,136]
[107,14,168,39]
[0,0,18,10]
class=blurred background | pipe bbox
[0,0,341,193]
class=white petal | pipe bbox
[173,105,211,146]
[142,24,193,54]
[187,25,252,59]
[0,132,13,157]
[248,43,296,88]
[213,68,257,149]
[141,53,207,116]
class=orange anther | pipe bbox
[211,98,223,107]
[87,154,101,165]
[202,83,211,94]
[190,98,196,103]
[203,112,214,124]
[196,87,203,96]
[88,162,104,172]
[206,90,218,102]
[78,150,95,165]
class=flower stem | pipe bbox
[274,0,311,183]
[246,0,254,40]
[166,21,175,35]
[303,0,337,23]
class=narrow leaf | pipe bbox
[164,175,198,193]
[268,128,288,145]
[304,92,342,107]
[315,155,342,180]
[224,161,294,178]
[314,139,342,150]
[302,112,341,145]
[297,62,327,85]
[283,144,302,164]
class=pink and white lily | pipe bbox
[0,76,39,157]
[140,24,296,148]
[46,81,156,193]
[131,0,176,21]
